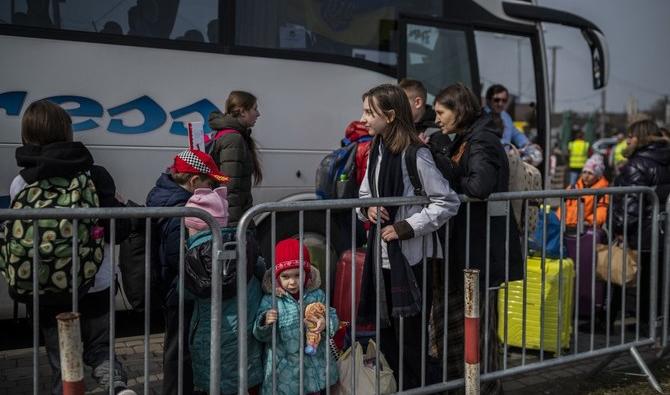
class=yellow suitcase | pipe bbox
[497,256,574,353]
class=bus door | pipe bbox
[399,14,546,179]
[399,15,543,141]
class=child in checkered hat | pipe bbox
[145,148,228,394]
[253,238,339,395]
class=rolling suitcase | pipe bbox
[498,256,575,353]
[565,229,606,318]
[333,249,374,332]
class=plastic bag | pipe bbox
[333,340,396,395]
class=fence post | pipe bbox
[464,269,480,394]
[57,312,84,395]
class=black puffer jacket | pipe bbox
[184,229,259,299]
[208,111,256,226]
[613,140,670,251]
[430,113,524,288]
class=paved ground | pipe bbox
[0,324,665,394]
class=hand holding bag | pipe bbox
[596,242,638,286]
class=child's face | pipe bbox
[279,268,303,295]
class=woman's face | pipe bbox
[626,133,638,149]
[360,97,391,136]
[434,102,457,134]
[239,103,260,128]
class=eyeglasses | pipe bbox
[492,97,508,104]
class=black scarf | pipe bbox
[357,139,422,326]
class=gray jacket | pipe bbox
[357,144,460,267]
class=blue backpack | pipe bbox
[315,136,372,199]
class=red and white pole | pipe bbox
[464,269,480,394]
[57,312,85,395]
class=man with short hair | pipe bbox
[399,78,438,142]
[146,149,228,395]
[568,131,590,186]
[484,84,529,149]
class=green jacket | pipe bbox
[208,112,255,226]
[253,267,339,395]
[187,233,264,393]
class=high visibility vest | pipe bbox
[568,139,589,169]
[614,140,627,165]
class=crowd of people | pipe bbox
[2,76,670,395]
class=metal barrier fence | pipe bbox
[0,207,224,395]
[662,194,670,352]
[236,186,662,394]
[0,187,663,394]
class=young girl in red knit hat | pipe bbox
[253,238,339,395]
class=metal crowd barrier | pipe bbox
[0,207,224,395]
[236,186,662,394]
[661,194,670,352]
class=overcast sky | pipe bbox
[538,0,670,113]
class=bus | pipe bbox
[0,0,607,318]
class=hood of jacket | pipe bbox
[16,141,94,184]
[261,265,321,294]
[344,121,370,142]
[146,173,192,209]
[208,111,251,136]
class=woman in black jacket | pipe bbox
[612,119,670,324]
[428,84,523,393]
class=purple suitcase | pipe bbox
[565,229,606,318]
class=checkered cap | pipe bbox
[172,149,229,183]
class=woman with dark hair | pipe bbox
[428,83,523,393]
[612,119,670,324]
[356,84,460,389]
[208,90,263,227]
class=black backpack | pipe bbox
[404,144,427,197]
[315,136,372,199]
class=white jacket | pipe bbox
[357,144,460,267]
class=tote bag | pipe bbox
[334,340,396,395]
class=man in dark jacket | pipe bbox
[146,149,228,395]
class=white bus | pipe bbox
[0,0,607,318]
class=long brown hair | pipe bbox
[225,90,263,185]
[21,100,73,145]
[362,84,421,154]
[434,83,482,133]
[623,119,667,157]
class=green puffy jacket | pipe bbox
[253,267,339,395]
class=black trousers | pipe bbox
[162,300,195,395]
[379,263,438,390]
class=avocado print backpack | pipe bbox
[0,171,104,304]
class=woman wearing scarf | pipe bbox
[356,84,460,389]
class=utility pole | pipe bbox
[517,39,522,101]
[549,46,562,113]
[599,88,607,138]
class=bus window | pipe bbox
[235,0,442,66]
[4,0,218,43]
[403,23,473,101]
[475,31,538,145]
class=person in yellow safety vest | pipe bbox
[613,132,627,169]
[568,131,590,186]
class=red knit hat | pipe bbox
[172,149,229,183]
[274,238,312,279]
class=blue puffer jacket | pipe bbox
[145,173,192,305]
[253,267,339,395]
[186,231,264,394]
